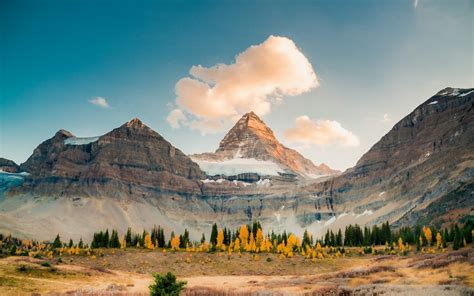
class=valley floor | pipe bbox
[0,248,473,295]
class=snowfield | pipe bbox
[193,158,285,176]
[64,136,100,145]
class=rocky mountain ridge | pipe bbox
[15,118,205,197]
[0,87,472,240]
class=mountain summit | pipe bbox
[19,118,205,196]
[192,112,338,177]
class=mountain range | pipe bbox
[0,87,472,240]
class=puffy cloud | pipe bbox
[169,35,319,133]
[283,116,360,147]
[166,108,187,129]
[89,97,109,108]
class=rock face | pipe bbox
[0,158,20,173]
[192,112,338,178]
[308,87,474,226]
[17,118,205,197]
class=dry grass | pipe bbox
[0,248,472,295]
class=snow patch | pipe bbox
[194,158,285,176]
[459,90,474,97]
[64,136,100,145]
[355,209,373,218]
[428,100,438,105]
[324,216,336,226]
[379,191,386,197]
[232,180,251,187]
[256,179,271,187]
[201,178,226,183]
[337,212,348,219]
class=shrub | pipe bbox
[149,272,186,296]
[41,262,51,267]
[17,265,27,272]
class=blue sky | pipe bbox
[0,0,472,170]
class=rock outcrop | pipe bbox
[191,112,338,178]
[0,158,20,173]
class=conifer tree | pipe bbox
[210,223,218,247]
[103,229,110,248]
[52,234,62,249]
[125,227,132,247]
[78,238,84,249]
[110,230,120,248]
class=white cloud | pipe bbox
[168,35,319,133]
[382,113,392,123]
[283,116,360,147]
[414,0,419,8]
[89,97,109,108]
[166,108,187,129]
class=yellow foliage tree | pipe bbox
[217,229,224,249]
[239,225,249,247]
[316,242,322,253]
[436,232,442,248]
[234,238,240,251]
[398,237,405,252]
[144,234,154,249]
[255,229,264,248]
[287,234,297,250]
[120,236,127,249]
[423,226,432,246]
[170,235,180,250]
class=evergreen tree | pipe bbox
[159,228,165,248]
[210,223,218,247]
[110,230,120,248]
[52,234,62,249]
[336,229,343,246]
[68,239,74,248]
[462,220,473,244]
[78,238,84,249]
[126,227,132,247]
[282,231,288,245]
[324,230,330,246]
[453,230,461,250]
[200,233,206,244]
[102,229,110,248]
[302,229,311,248]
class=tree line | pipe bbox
[87,220,473,251]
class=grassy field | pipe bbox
[0,247,473,295]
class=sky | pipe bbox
[0,0,472,171]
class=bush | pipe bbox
[149,272,186,296]
[17,265,27,272]
[41,262,51,267]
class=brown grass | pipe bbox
[0,248,472,295]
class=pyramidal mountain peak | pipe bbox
[193,111,338,178]
[124,117,146,128]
